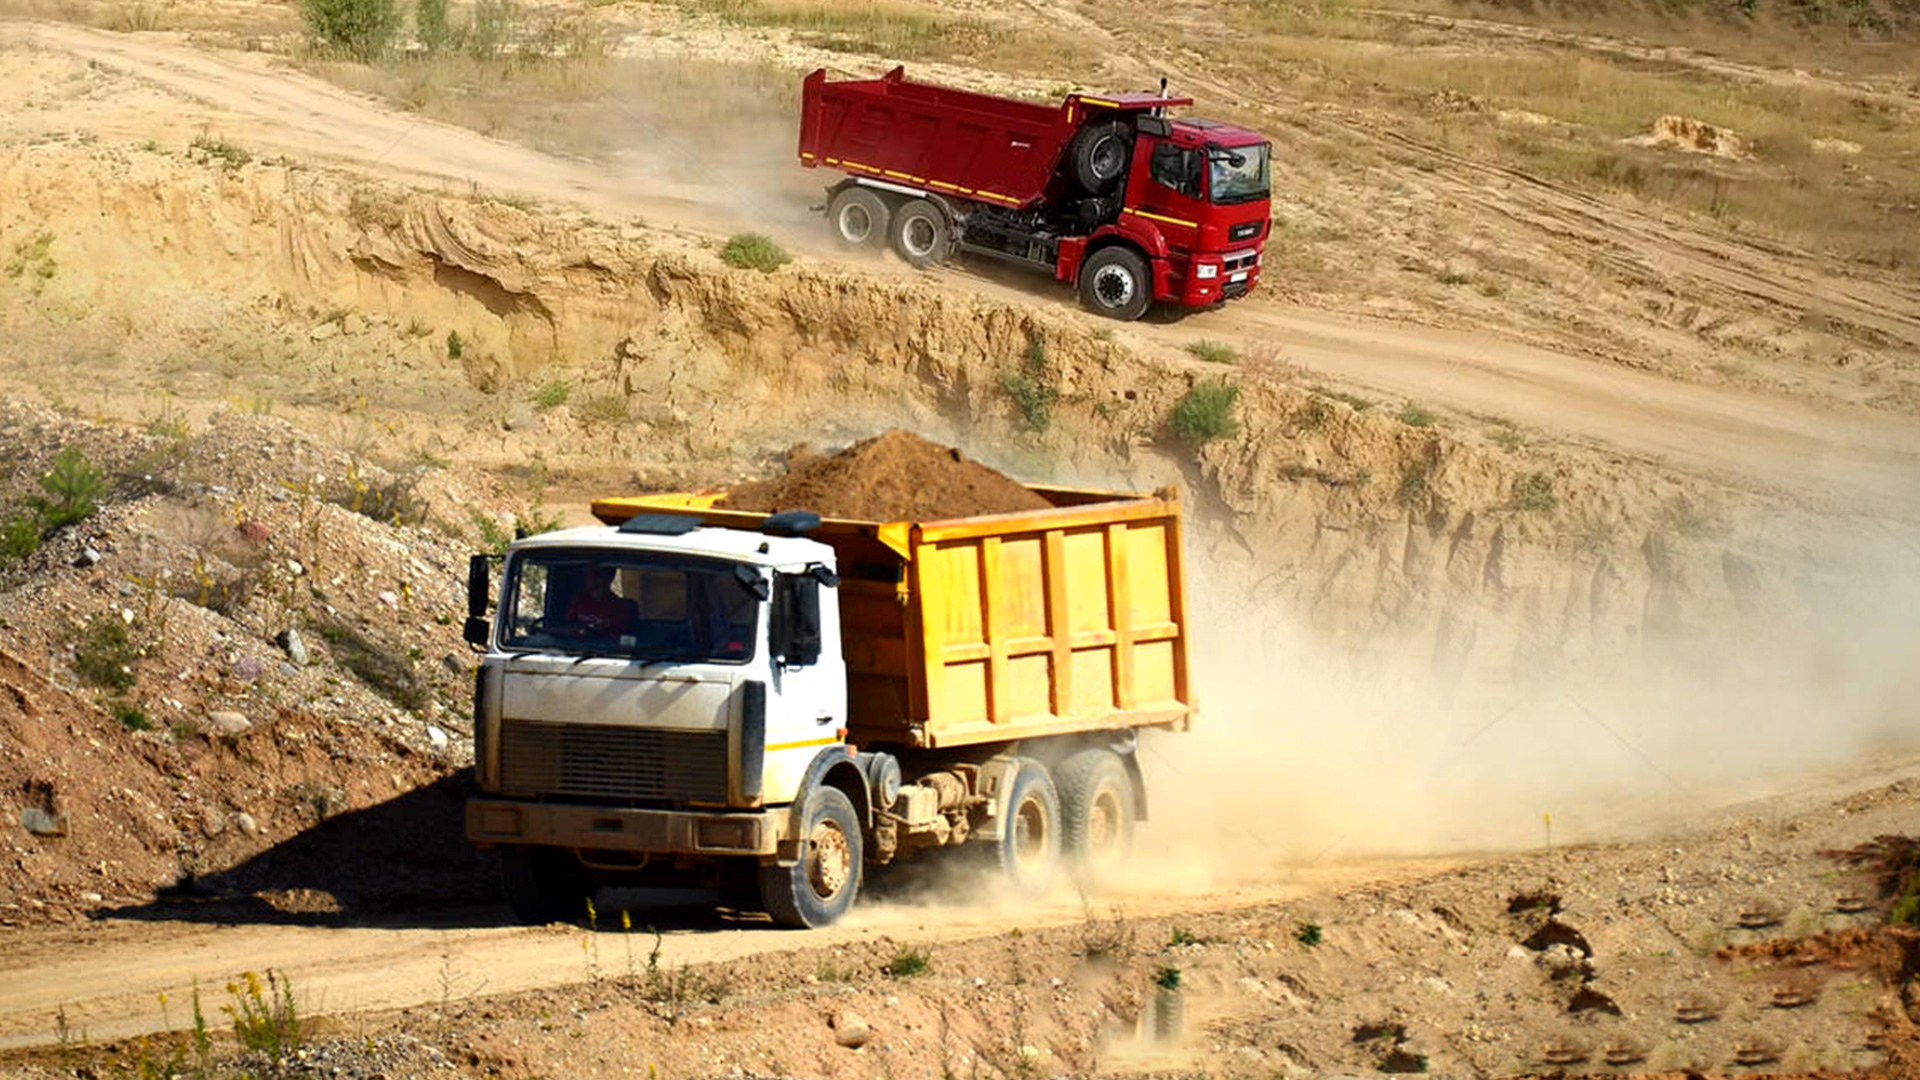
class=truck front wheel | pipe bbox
[890,199,949,269]
[499,845,595,926]
[761,786,864,928]
[994,760,1061,895]
[1078,246,1152,321]
[1056,748,1135,885]
[829,187,890,249]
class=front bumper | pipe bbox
[466,798,783,856]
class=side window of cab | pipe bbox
[1149,142,1201,199]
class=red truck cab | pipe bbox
[1063,114,1271,315]
[798,69,1273,321]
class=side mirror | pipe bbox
[465,554,491,650]
[772,571,825,667]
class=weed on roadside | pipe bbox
[1185,339,1239,364]
[885,947,931,978]
[191,136,253,171]
[223,969,301,1058]
[1398,402,1436,428]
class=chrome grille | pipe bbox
[1223,249,1258,273]
[498,721,728,803]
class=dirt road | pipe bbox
[0,861,1447,1050]
[3,19,1918,515]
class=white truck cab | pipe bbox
[465,512,869,926]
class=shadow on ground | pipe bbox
[95,772,1006,932]
[99,771,511,929]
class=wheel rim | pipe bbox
[838,203,872,243]
[806,819,852,900]
[1087,787,1124,861]
[1011,795,1050,875]
[1090,135,1125,180]
[1092,263,1136,308]
[902,215,937,258]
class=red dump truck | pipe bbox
[798,67,1272,320]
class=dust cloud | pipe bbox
[587,56,823,237]
[1135,550,1920,886]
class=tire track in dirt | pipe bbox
[0,862,1450,1050]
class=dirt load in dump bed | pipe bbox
[717,430,1051,521]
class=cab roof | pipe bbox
[1170,117,1268,148]
[508,524,833,568]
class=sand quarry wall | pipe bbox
[1,140,1915,705]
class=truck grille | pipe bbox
[498,721,728,803]
[1223,249,1259,273]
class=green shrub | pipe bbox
[33,446,106,532]
[300,0,400,57]
[466,0,519,58]
[1398,403,1436,428]
[415,0,452,50]
[1395,462,1431,507]
[719,233,791,273]
[534,379,571,410]
[1184,339,1238,364]
[1294,922,1323,948]
[446,329,465,359]
[190,137,252,172]
[1168,926,1198,947]
[1001,337,1058,433]
[1510,472,1557,512]
[111,700,153,732]
[1151,965,1181,990]
[71,612,137,691]
[884,947,930,978]
[0,513,38,569]
[1169,382,1239,445]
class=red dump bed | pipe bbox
[799,67,1070,209]
[799,68,1191,211]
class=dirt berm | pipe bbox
[717,430,1052,520]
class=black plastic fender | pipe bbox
[778,744,870,866]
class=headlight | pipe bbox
[1195,264,1219,280]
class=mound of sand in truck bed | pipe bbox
[718,430,1051,522]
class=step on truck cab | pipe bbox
[799,67,1271,321]
[465,487,1196,927]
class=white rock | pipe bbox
[205,710,252,736]
[426,725,449,752]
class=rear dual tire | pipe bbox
[829,187,890,249]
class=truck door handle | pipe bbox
[816,715,835,725]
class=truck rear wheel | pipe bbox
[1079,246,1152,321]
[1069,120,1131,195]
[1056,748,1135,885]
[499,845,595,925]
[890,199,949,269]
[761,786,864,928]
[994,759,1061,895]
[828,187,890,249]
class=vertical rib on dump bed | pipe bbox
[589,485,1194,750]
[799,67,1071,210]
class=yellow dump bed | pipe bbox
[590,485,1194,750]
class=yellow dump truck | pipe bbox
[463,484,1194,926]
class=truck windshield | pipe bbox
[501,549,760,663]
[1208,143,1269,205]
